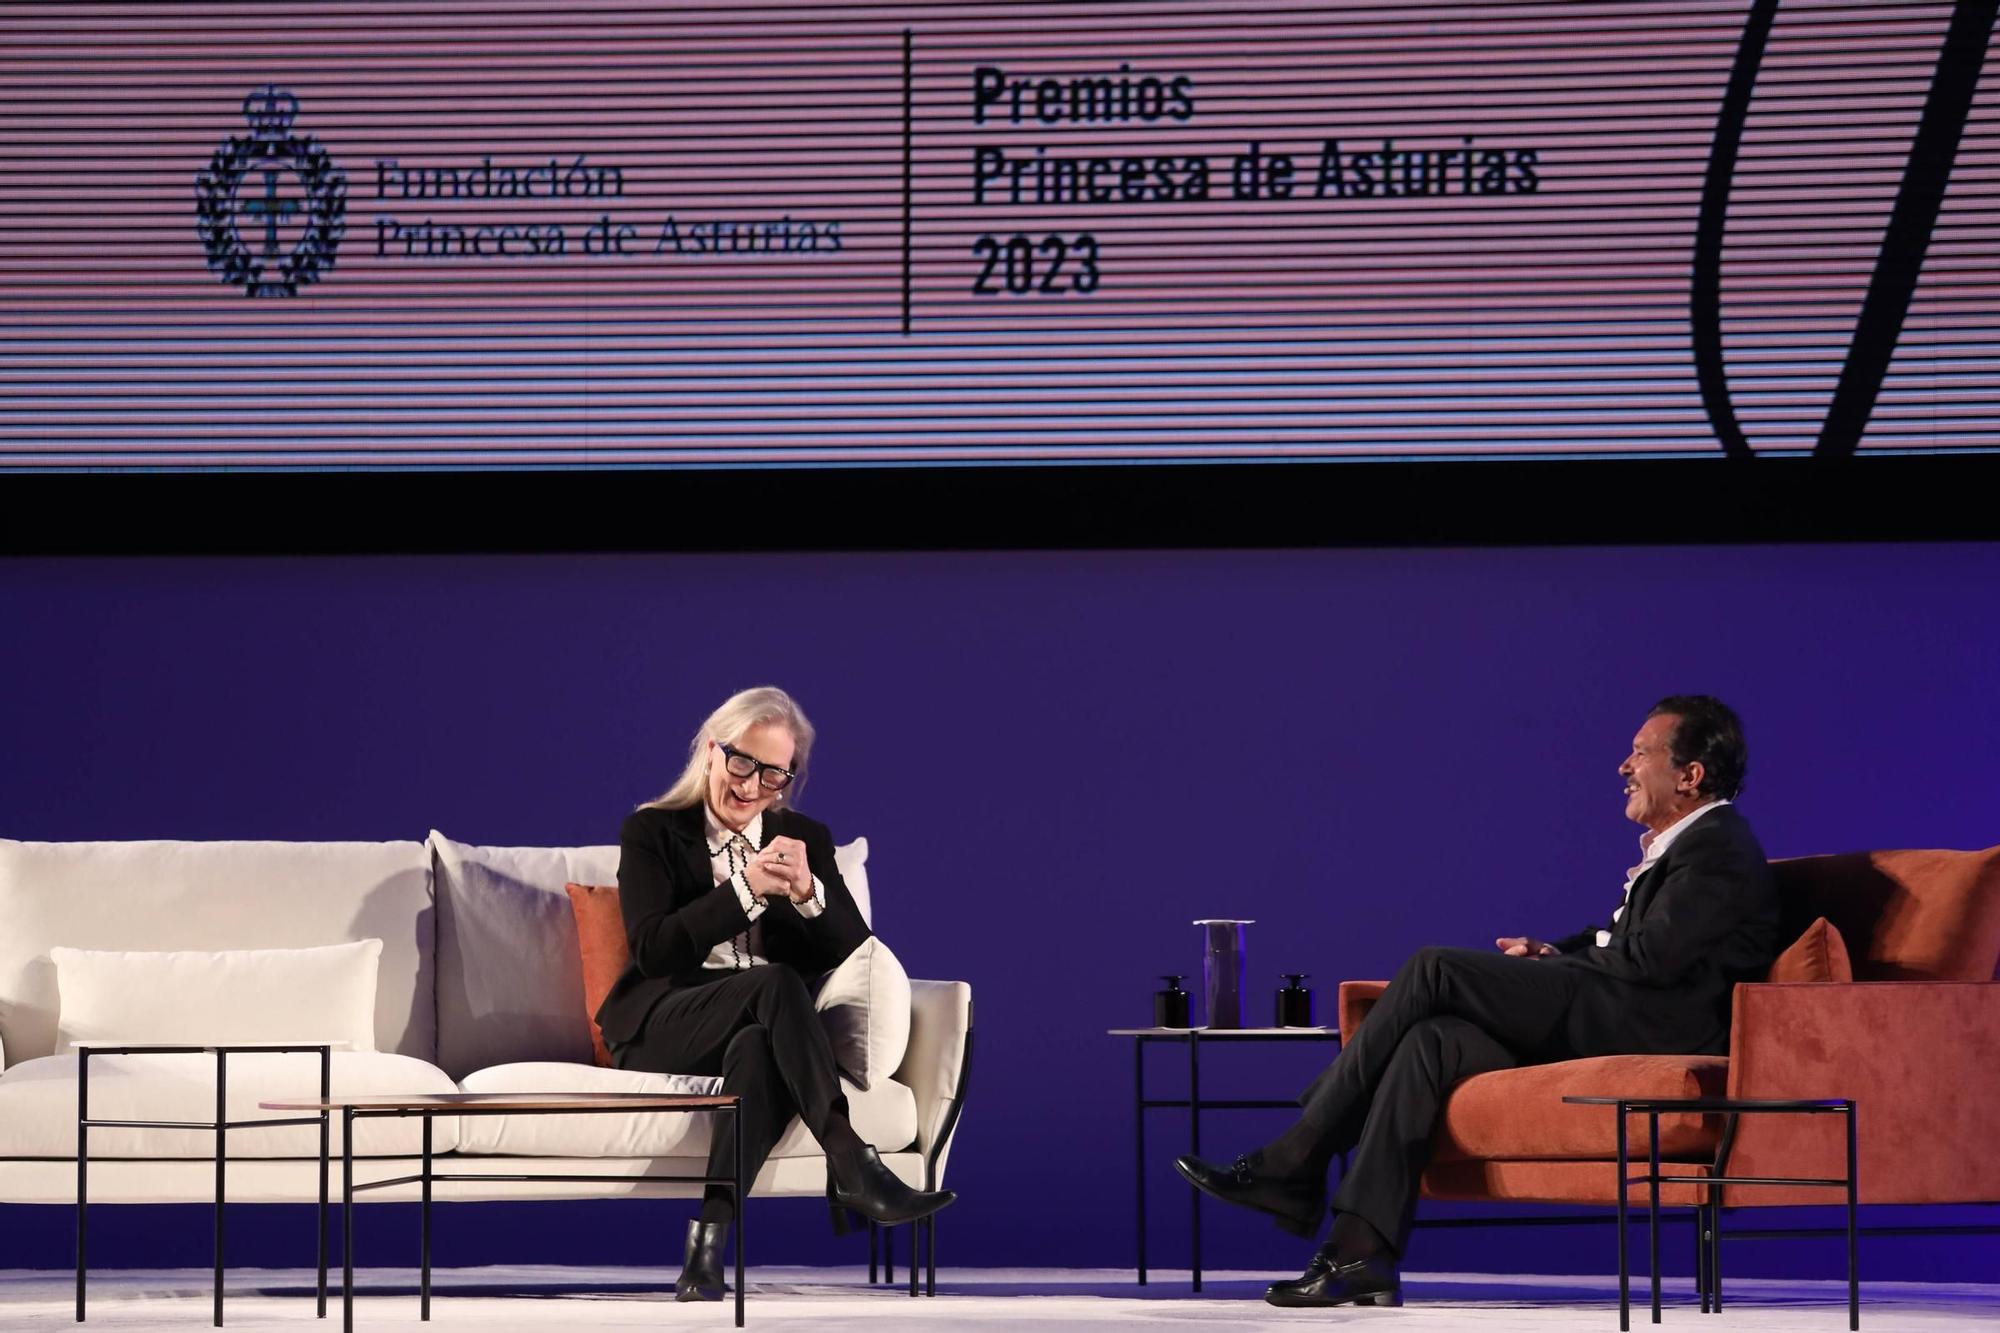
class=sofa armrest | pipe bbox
[895,979,972,1184]
[1723,980,2000,1205]
[1338,980,1391,1044]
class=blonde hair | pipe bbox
[644,686,816,811]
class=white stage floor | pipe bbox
[6,1266,1996,1330]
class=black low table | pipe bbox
[1108,1026,1339,1290]
[75,1041,336,1328]
[263,1091,745,1329]
[1563,1094,1858,1330]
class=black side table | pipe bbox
[1108,1026,1339,1291]
[75,1041,335,1327]
[1564,1094,1857,1331]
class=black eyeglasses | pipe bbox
[718,742,795,791]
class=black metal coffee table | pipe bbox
[263,1091,745,1329]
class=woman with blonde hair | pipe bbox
[596,686,953,1301]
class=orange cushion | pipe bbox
[563,882,629,1068]
[1764,915,1853,983]
[1770,844,2000,981]
[1435,1053,1729,1161]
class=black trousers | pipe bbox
[612,966,858,1223]
[1297,946,1590,1255]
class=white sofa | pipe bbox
[0,833,971,1226]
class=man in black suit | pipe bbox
[1176,695,1780,1308]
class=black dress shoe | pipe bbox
[1264,1244,1402,1308]
[826,1144,956,1235]
[1172,1152,1325,1238]
[675,1219,727,1302]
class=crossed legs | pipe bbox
[617,966,864,1223]
[1183,946,1584,1302]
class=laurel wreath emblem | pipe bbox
[195,127,347,297]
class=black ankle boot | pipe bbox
[675,1219,726,1302]
[825,1145,955,1234]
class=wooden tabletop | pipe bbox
[258,1092,738,1112]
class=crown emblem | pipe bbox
[242,85,300,141]
[195,87,346,298]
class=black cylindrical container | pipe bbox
[1277,973,1314,1027]
[1155,974,1190,1028]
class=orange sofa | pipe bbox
[1337,845,2000,1213]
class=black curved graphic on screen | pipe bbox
[1693,0,1996,459]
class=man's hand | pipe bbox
[1496,936,1557,958]
[753,836,815,903]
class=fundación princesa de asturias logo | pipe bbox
[195,86,347,297]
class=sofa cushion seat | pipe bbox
[453,1061,917,1160]
[0,1052,460,1158]
[1434,1053,1730,1161]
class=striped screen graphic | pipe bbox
[1,1,1994,468]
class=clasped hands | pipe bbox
[745,835,815,904]
[1495,936,1557,958]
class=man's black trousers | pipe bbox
[1297,946,1595,1254]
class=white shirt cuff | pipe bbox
[731,870,768,922]
[793,874,827,918]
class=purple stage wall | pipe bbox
[4,542,1997,1279]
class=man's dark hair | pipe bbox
[1647,695,1748,801]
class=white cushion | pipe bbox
[0,1051,459,1157]
[453,1061,917,1160]
[834,837,871,927]
[52,941,382,1052]
[815,937,911,1090]
[427,832,619,1079]
[0,838,434,1068]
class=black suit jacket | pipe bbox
[594,803,873,1048]
[1546,803,1779,1056]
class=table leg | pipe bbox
[75,1051,89,1324]
[733,1104,745,1330]
[318,1050,330,1319]
[1134,1039,1147,1285]
[1705,1202,1719,1315]
[215,1051,227,1328]
[1648,1112,1661,1325]
[1188,1035,1201,1294]
[420,1113,433,1322]
[1616,1104,1629,1333]
[342,1109,354,1333]
[1694,1202,1707,1313]
[1845,1103,1859,1330]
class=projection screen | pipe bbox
[2,1,1994,469]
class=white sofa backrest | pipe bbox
[428,829,875,1081]
[0,839,435,1068]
